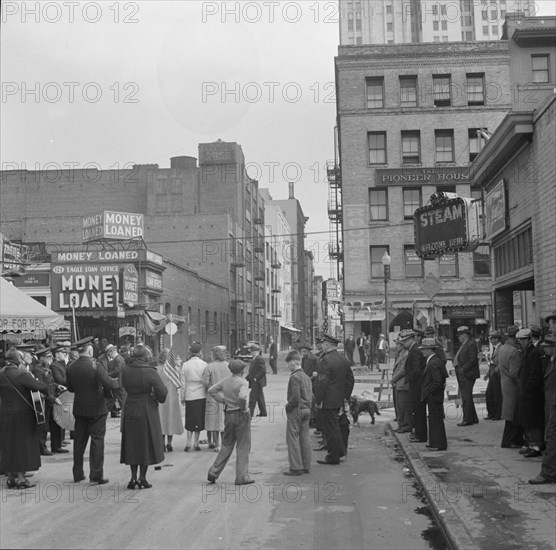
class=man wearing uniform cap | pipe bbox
[314,334,354,465]
[453,326,480,427]
[484,329,503,421]
[246,343,267,418]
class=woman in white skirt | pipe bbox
[203,346,230,451]
[156,349,184,452]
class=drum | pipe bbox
[53,390,75,431]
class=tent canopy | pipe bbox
[0,277,65,333]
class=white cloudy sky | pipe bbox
[1,1,555,278]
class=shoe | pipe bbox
[257,414,267,417]
[409,437,426,442]
[283,470,303,476]
[214,447,220,453]
[6,479,18,489]
[473,420,479,424]
[457,422,473,427]
[17,480,36,489]
[166,444,173,452]
[90,478,109,485]
[501,444,522,449]
[61,441,69,446]
[235,479,255,485]
[52,448,69,454]
[127,480,138,490]
[194,445,201,451]
[519,446,531,455]
[207,473,217,484]
[529,475,555,485]
[41,450,53,456]
[524,449,542,458]
[184,446,191,452]
[73,475,86,483]
[208,443,215,449]
[395,429,412,433]
[485,416,494,420]
[137,479,152,489]
[313,446,327,451]
[303,469,310,474]
[317,459,340,465]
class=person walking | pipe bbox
[269,337,278,375]
[283,350,312,476]
[180,342,208,452]
[121,344,167,489]
[207,360,254,485]
[156,348,184,453]
[500,325,525,448]
[314,334,354,465]
[453,326,480,426]
[484,329,503,421]
[203,346,230,452]
[246,343,267,417]
[66,336,119,484]
[419,339,449,451]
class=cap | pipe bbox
[413,328,425,337]
[395,329,415,342]
[189,341,203,354]
[104,344,117,354]
[316,333,339,345]
[379,333,385,338]
[505,325,520,337]
[456,326,471,334]
[51,344,69,354]
[298,344,312,351]
[424,326,436,336]
[528,324,541,337]
[541,334,556,346]
[516,328,532,339]
[419,338,438,350]
[489,329,503,338]
[545,311,556,323]
[35,347,54,357]
[4,347,22,363]
[71,336,94,351]
[228,359,246,374]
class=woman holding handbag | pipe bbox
[120,344,168,489]
[0,347,49,489]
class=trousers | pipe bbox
[249,384,267,417]
[73,413,108,481]
[320,408,344,463]
[286,408,311,471]
[456,373,479,424]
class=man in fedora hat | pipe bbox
[314,334,354,465]
[484,329,503,421]
[453,326,480,427]
[419,338,448,451]
[299,344,319,429]
[246,343,267,417]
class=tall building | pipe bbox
[339,0,529,45]
[334,40,511,354]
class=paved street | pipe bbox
[1,363,443,550]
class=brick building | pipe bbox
[335,39,512,355]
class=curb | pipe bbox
[389,422,474,550]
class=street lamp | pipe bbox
[382,252,391,344]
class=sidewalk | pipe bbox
[389,402,556,550]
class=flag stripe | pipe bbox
[163,349,181,389]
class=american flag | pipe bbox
[163,349,181,389]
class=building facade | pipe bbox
[335,40,511,355]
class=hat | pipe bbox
[228,359,246,374]
[395,329,415,342]
[71,336,94,351]
[456,326,471,334]
[4,347,23,363]
[249,343,261,351]
[298,344,312,351]
[505,325,519,337]
[35,347,54,357]
[424,326,436,336]
[413,328,425,337]
[379,333,385,338]
[104,344,117,354]
[419,338,438,350]
[316,333,339,345]
[528,325,541,337]
[189,341,203,354]
[133,344,153,362]
[545,311,556,323]
[489,329,503,338]
[516,328,532,339]
[541,334,556,346]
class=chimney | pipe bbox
[288,182,295,199]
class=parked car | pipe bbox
[234,340,260,362]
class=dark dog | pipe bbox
[350,396,380,425]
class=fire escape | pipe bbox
[327,160,343,282]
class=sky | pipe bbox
[1,1,555,279]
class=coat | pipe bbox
[50,359,67,386]
[66,355,118,418]
[515,343,544,426]
[32,363,57,405]
[301,352,318,378]
[202,360,230,432]
[314,349,354,409]
[0,365,48,472]
[121,359,168,465]
[156,364,184,436]
[247,354,267,388]
[422,355,448,402]
[543,354,556,427]
[405,342,425,400]
[454,338,480,380]
[499,340,521,421]
[391,348,409,391]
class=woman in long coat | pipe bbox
[156,348,184,452]
[120,345,168,489]
[202,346,230,452]
[0,347,48,488]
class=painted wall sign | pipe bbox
[484,179,506,240]
[376,166,470,186]
[52,250,139,263]
[82,211,144,243]
[120,265,139,307]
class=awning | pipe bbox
[0,277,65,334]
[280,324,301,333]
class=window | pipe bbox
[471,188,484,238]
[370,246,389,278]
[492,25,499,35]
[435,130,454,163]
[401,131,421,163]
[356,17,362,31]
[532,55,550,83]
[440,4,447,15]
[432,4,438,15]
[368,132,387,164]
[400,76,417,106]
[404,246,423,278]
[433,75,451,106]
[466,31,473,41]
[483,25,489,34]
[442,20,448,30]
[439,254,458,277]
[386,4,392,14]
[348,12,353,31]
[442,36,449,42]
[473,245,491,276]
[369,188,388,220]
[434,36,440,42]
[387,22,393,32]
[366,77,384,108]
[469,128,487,161]
[433,20,439,31]
[403,188,421,219]
[482,10,488,20]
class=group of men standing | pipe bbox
[344,333,389,368]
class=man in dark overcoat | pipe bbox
[420,339,448,451]
[299,344,319,429]
[314,334,354,465]
[453,326,480,426]
[66,336,119,484]
[246,344,267,417]
[50,344,69,452]
[344,335,355,365]
[269,337,278,375]
[485,330,503,421]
